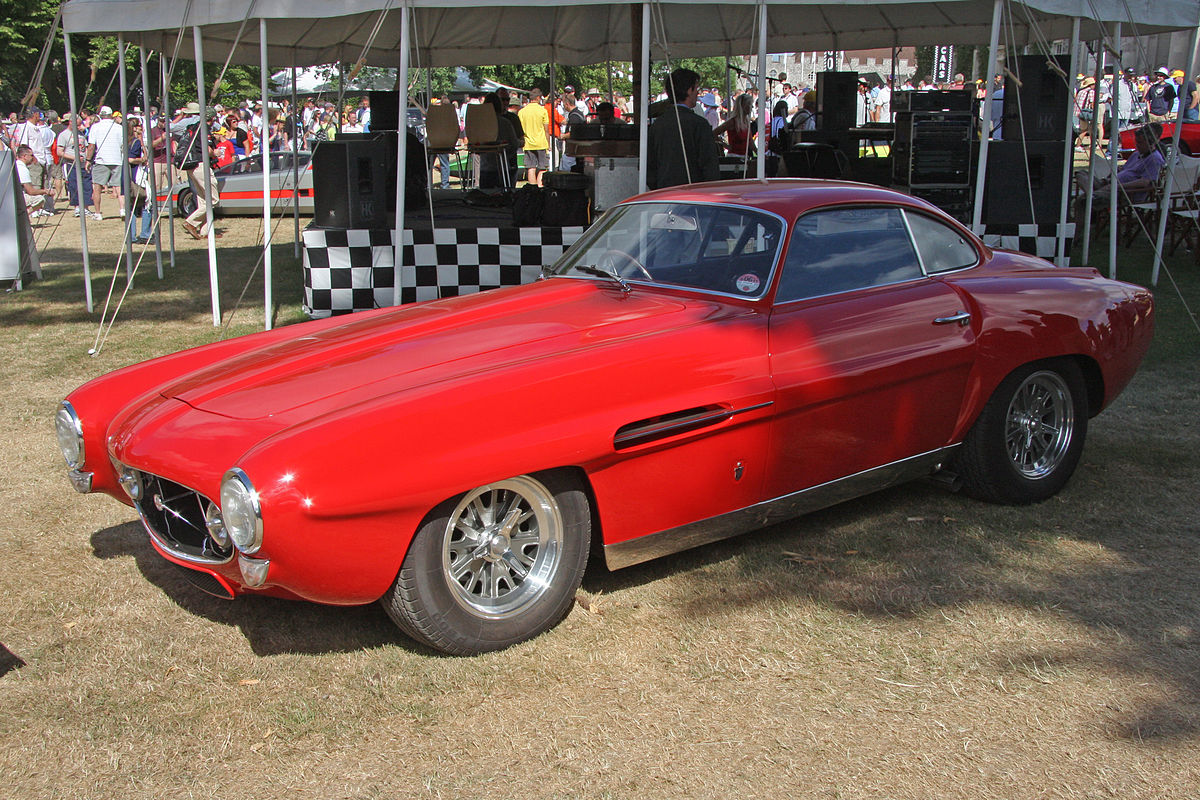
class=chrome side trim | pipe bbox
[603,445,960,570]
[614,401,774,449]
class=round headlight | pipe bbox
[55,402,85,469]
[220,468,262,554]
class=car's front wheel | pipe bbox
[382,471,591,655]
[956,360,1088,504]
[177,187,198,218]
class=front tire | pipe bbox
[177,187,198,217]
[382,471,591,655]
[956,360,1088,504]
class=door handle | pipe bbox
[933,311,971,326]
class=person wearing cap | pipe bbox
[14,144,54,218]
[1145,67,1176,123]
[56,113,98,219]
[1074,76,1098,148]
[1169,69,1199,121]
[647,67,720,190]
[212,127,235,169]
[85,105,124,219]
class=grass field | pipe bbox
[1,209,1197,798]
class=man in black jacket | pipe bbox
[647,68,721,190]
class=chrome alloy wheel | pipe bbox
[1004,370,1075,480]
[441,476,563,619]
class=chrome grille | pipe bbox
[135,473,233,564]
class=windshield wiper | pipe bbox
[574,264,631,293]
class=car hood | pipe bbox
[164,279,697,422]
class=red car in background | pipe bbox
[1119,119,1200,155]
[56,180,1155,655]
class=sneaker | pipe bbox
[32,209,53,218]
[88,212,103,221]
[73,207,82,218]
[119,208,126,219]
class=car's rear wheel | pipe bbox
[956,360,1088,504]
[177,187,197,218]
[383,471,591,655]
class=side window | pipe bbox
[775,207,923,303]
[904,212,979,274]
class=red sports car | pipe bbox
[1118,119,1200,155]
[56,180,1154,655]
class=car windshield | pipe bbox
[553,202,784,299]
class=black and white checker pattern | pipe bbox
[303,225,586,317]
[979,223,1076,263]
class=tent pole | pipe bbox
[118,35,133,281]
[260,18,273,330]
[1107,22,1121,280]
[756,0,767,180]
[291,62,300,258]
[549,62,557,171]
[1151,18,1200,286]
[194,26,221,326]
[1082,41,1103,262]
[337,61,345,136]
[637,2,649,194]
[1056,17,1081,267]
[393,1,410,307]
[63,32,94,313]
[138,46,163,279]
[161,56,177,269]
[971,0,1004,233]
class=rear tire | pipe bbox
[956,360,1088,504]
[382,471,591,655]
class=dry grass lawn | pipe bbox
[1,209,1197,799]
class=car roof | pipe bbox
[628,179,939,219]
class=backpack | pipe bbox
[511,185,544,226]
[768,124,791,155]
[174,122,206,170]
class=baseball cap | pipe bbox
[563,85,575,93]
[98,105,113,117]
[1156,67,1170,77]
[1171,69,1185,78]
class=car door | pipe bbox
[763,205,977,499]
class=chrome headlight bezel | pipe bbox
[55,401,85,470]
[220,468,263,554]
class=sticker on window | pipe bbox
[735,273,761,294]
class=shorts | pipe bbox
[49,162,64,181]
[92,162,122,187]
[523,149,549,170]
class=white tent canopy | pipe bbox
[64,0,1196,65]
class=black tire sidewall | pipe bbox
[960,359,1089,504]
[178,189,197,217]
[384,471,591,655]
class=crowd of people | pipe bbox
[1072,65,1199,147]
[5,60,1197,235]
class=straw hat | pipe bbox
[1080,76,1095,88]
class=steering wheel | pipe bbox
[601,249,653,281]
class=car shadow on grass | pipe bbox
[595,459,1200,744]
[0,642,25,677]
[88,521,435,657]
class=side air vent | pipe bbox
[614,405,732,450]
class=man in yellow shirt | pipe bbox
[517,88,551,186]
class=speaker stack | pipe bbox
[983,55,1068,225]
[311,138,391,229]
[893,91,978,223]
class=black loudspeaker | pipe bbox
[893,90,976,113]
[816,71,859,131]
[1002,55,1069,142]
[982,140,1065,225]
[910,186,973,224]
[368,90,400,131]
[312,139,390,229]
